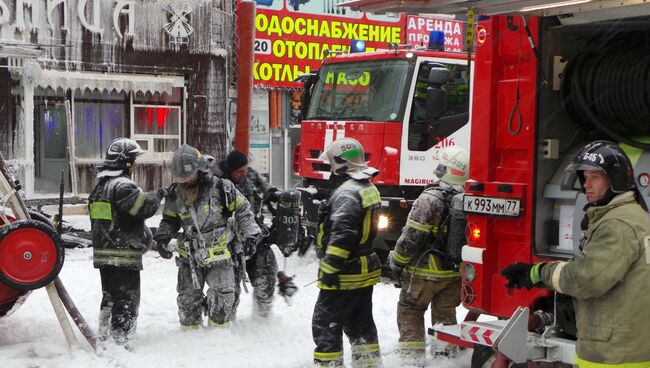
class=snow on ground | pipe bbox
[0,215,474,368]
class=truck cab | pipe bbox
[295,46,471,257]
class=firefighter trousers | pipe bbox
[396,276,461,363]
[98,266,141,345]
[312,287,383,368]
[244,242,278,317]
[176,258,236,328]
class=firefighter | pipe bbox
[502,141,650,367]
[390,145,469,365]
[217,150,279,318]
[154,145,260,329]
[89,138,166,346]
[312,137,383,368]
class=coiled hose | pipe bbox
[562,47,650,149]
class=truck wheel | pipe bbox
[27,210,53,227]
[0,220,64,290]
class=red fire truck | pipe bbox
[341,0,650,365]
[294,42,472,261]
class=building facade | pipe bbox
[0,0,234,195]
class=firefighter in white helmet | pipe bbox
[390,145,469,365]
[311,137,384,367]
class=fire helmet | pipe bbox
[434,146,469,185]
[172,144,210,183]
[565,140,636,193]
[103,138,145,169]
[320,138,378,180]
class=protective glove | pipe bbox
[388,253,404,281]
[501,262,545,290]
[157,187,169,199]
[266,187,280,202]
[244,237,258,257]
[319,272,340,289]
[155,240,173,259]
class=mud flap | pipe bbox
[494,306,530,364]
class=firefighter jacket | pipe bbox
[316,177,382,290]
[540,191,650,365]
[155,173,260,267]
[236,168,274,215]
[392,183,462,281]
[89,172,163,270]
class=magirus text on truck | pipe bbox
[341,0,650,366]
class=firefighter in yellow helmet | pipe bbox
[390,145,469,365]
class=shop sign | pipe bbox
[406,15,464,53]
[247,1,406,89]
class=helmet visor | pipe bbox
[564,163,605,172]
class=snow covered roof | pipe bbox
[37,70,185,95]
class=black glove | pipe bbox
[157,187,169,199]
[319,272,340,289]
[244,237,257,257]
[388,252,404,281]
[266,187,280,202]
[156,240,173,259]
[501,262,544,290]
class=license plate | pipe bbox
[463,195,521,217]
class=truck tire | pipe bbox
[0,220,64,290]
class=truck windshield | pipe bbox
[306,59,411,122]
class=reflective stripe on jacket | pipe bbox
[89,174,163,270]
[541,191,650,364]
[392,184,461,281]
[317,178,382,290]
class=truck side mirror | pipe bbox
[295,73,319,121]
[425,68,450,120]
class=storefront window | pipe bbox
[132,89,183,153]
[34,87,69,192]
[133,105,181,152]
[74,90,128,159]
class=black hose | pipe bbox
[562,44,650,149]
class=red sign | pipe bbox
[250,5,406,89]
[406,16,464,52]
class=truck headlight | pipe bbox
[377,215,389,230]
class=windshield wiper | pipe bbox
[305,115,335,120]
[337,116,373,121]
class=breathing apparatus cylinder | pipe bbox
[274,190,302,256]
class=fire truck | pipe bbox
[294,40,472,262]
[341,0,650,366]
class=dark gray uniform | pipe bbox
[89,173,163,343]
[155,173,260,328]
[225,168,279,317]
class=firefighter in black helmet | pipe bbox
[89,138,167,346]
[502,141,650,366]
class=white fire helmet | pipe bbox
[434,146,469,185]
[320,138,378,180]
